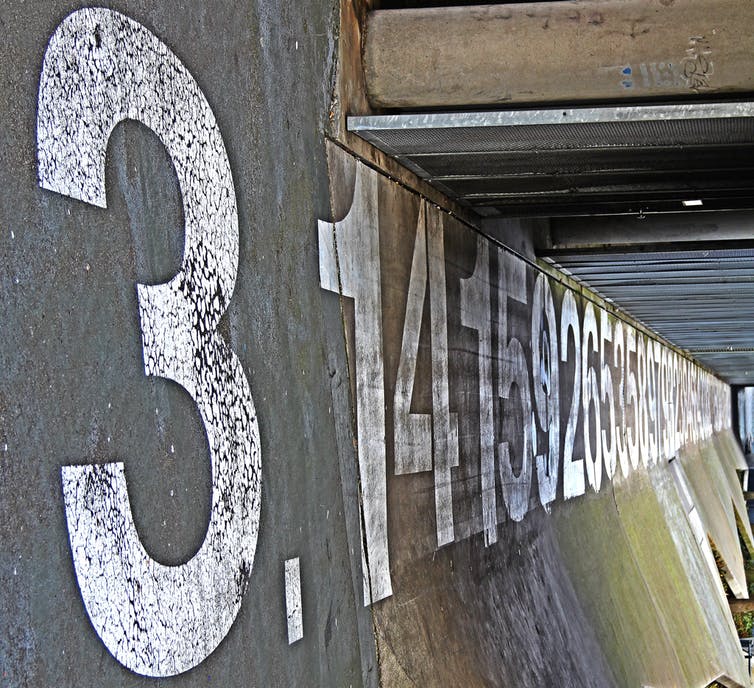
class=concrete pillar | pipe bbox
[738,390,747,446]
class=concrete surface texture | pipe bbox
[1,2,752,687]
[1,2,369,686]
[363,0,754,108]
[320,143,750,687]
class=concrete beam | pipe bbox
[364,0,754,108]
[547,211,754,250]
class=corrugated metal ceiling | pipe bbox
[350,102,754,385]
[543,246,754,384]
[349,102,754,217]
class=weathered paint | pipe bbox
[39,9,261,676]
[284,557,303,644]
[318,141,747,687]
[319,148,731,608]
[2,2,367,686]
[1,2,751,687]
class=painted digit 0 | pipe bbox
[37,9,261,677]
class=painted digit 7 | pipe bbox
[37,9,261,677]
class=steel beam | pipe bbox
[364,0,754,108]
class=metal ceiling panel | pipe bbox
[351,102,754,383]
[349,102,754,217]
[544,247,754,384]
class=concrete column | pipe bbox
[745,388,754,451]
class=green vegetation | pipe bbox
[732,610,754,637]
[730,542,754,636]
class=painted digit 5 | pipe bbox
[37,9,261,677]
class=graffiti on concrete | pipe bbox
[683,35,714,91]
[37,8,261,677]
[319,155,731,606]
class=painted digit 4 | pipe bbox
[37,9,261,677]
[393,202,458,547]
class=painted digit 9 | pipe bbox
[37,9,261,676]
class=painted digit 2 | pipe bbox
[37,9,261,677]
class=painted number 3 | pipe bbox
[36,9,261,677]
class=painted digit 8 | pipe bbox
[37,9,261,677]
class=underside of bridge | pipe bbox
[333,1,754,686]
[354,0,754,388]
[6,2,754,687]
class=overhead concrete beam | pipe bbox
[546,211,754,250]
[364,0,754,108]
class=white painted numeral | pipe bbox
[394,203,432,474]
[625,327,640,471]
[460,237,496,545]
[582,304,602,491]
[285,558,304,644]
[612,320,629,477]
[393,203,458,546]
[531,274,559,508]
[561,291,584,499]
[636,334,650,466]
[38,9,261,677]
[318,163,392,605]
[646,340,659,464]
[599,311,617,480]
[497,250,532,522]
[426,205,459,545]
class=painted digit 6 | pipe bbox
[37,9,261,677]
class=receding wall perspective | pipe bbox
[2,2,753,688]
[318,144,750,687]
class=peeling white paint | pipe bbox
[561,291,585,500]
[318,161,392,605]
[394,202,431,476]
[318,158,731,605]
[392,203,457,546]
[460,237,496,545]
[426,205,457,546]
[497,249,533,523]
[582,302,602,492]
[284,558,303,644]
[38,8,261,677]
[532,273,559,508]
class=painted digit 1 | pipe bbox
[459,237,496,545]
[318,162,392,606]
[37,9,261,677]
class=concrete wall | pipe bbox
[1,3,371,686]
[319,143,748,688]
[1,2,751,687]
